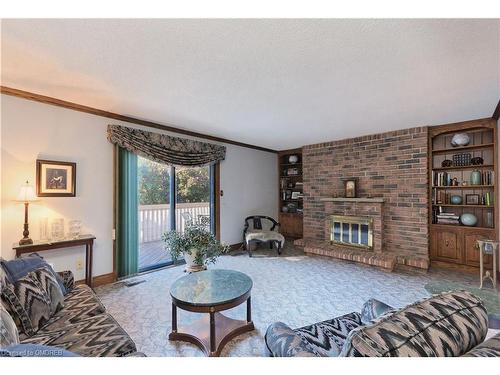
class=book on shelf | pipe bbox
[432,170,495,187]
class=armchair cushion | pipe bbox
[245,230,285,247]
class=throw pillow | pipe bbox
[360,298,395,324]
[0,304,19,348]
[0,254,67,295]
[33,266,65,315]
[1,272,51,336]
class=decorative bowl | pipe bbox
[451,133,470,147]
[288,155,299,164]
[460,213,478,226]
[441,159,453,168]
[450,195,463,205]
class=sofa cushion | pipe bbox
[294,312,362,356]
[21,313,138,357]
[340,290,488,357]
[360,298,395,324]
[35,285,106,333]
[1,273,52,336]
[33,266,65,315]
[1,254,66,295]
[265,322,319,357]
[1,304,19,348]
[463,332,500,357]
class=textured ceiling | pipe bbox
[1,19,499,150]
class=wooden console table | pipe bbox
[13,234,96,287]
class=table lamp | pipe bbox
[16,180,39,245]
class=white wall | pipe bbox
[1,94,278,279]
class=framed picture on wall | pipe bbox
[36,159,76,197]
[341,177,358,198]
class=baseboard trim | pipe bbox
[76,272,116,287]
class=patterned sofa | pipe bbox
[1,262,143,357]
[265,290,500,357]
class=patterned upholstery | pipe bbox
[294,312,362,356]
[34,266,65,315]
[23,285,106,334]
[340,291,488,357]
[1,304,19,348]
[264,322,319,357]
[3,268,142,357]
[1,272,52,336]
[57,271,75,293]
[463,332,500,357]
[22,313,138,357]
[265,312,362,357]
[360,298,395,324]
[265,291,493,357]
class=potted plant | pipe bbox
[162,222,230,272]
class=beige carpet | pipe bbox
[95,243,479,356]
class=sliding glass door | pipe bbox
[137,156,216,271]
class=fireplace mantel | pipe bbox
[320,197,384,203]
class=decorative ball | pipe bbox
[288,155,299,164]
[460,213,478,226]
[450,195,463,205]
[281,206,289,213]
[451,133,470,147]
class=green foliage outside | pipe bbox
[137,157,210,205]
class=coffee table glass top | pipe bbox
[170,269,252,306]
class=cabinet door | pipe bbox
[464,231,493,268]
[431,229,462,263]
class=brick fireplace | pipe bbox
[301,126,430,271]
[324,198,383,252]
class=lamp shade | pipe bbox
[16,181,38,202]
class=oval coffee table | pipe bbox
[169,269,254,356]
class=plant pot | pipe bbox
[183,248,206,273]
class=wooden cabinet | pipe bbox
[279,213,303,238]
[431,227,461,263]
[430,226,495,267]
[464,230,493,268]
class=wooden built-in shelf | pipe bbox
[428,118,498,270]
[431,223,496,231]
[432,164,494,171]
[279,148,304,238]
[432,185,494,189]
[432,204,494,208]
[432,143,495,155]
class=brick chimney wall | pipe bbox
[302,126,429,267]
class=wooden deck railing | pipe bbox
[138,202,210,243]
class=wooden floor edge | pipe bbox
[0,85,277,154]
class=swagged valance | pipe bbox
[107,125,226,167]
